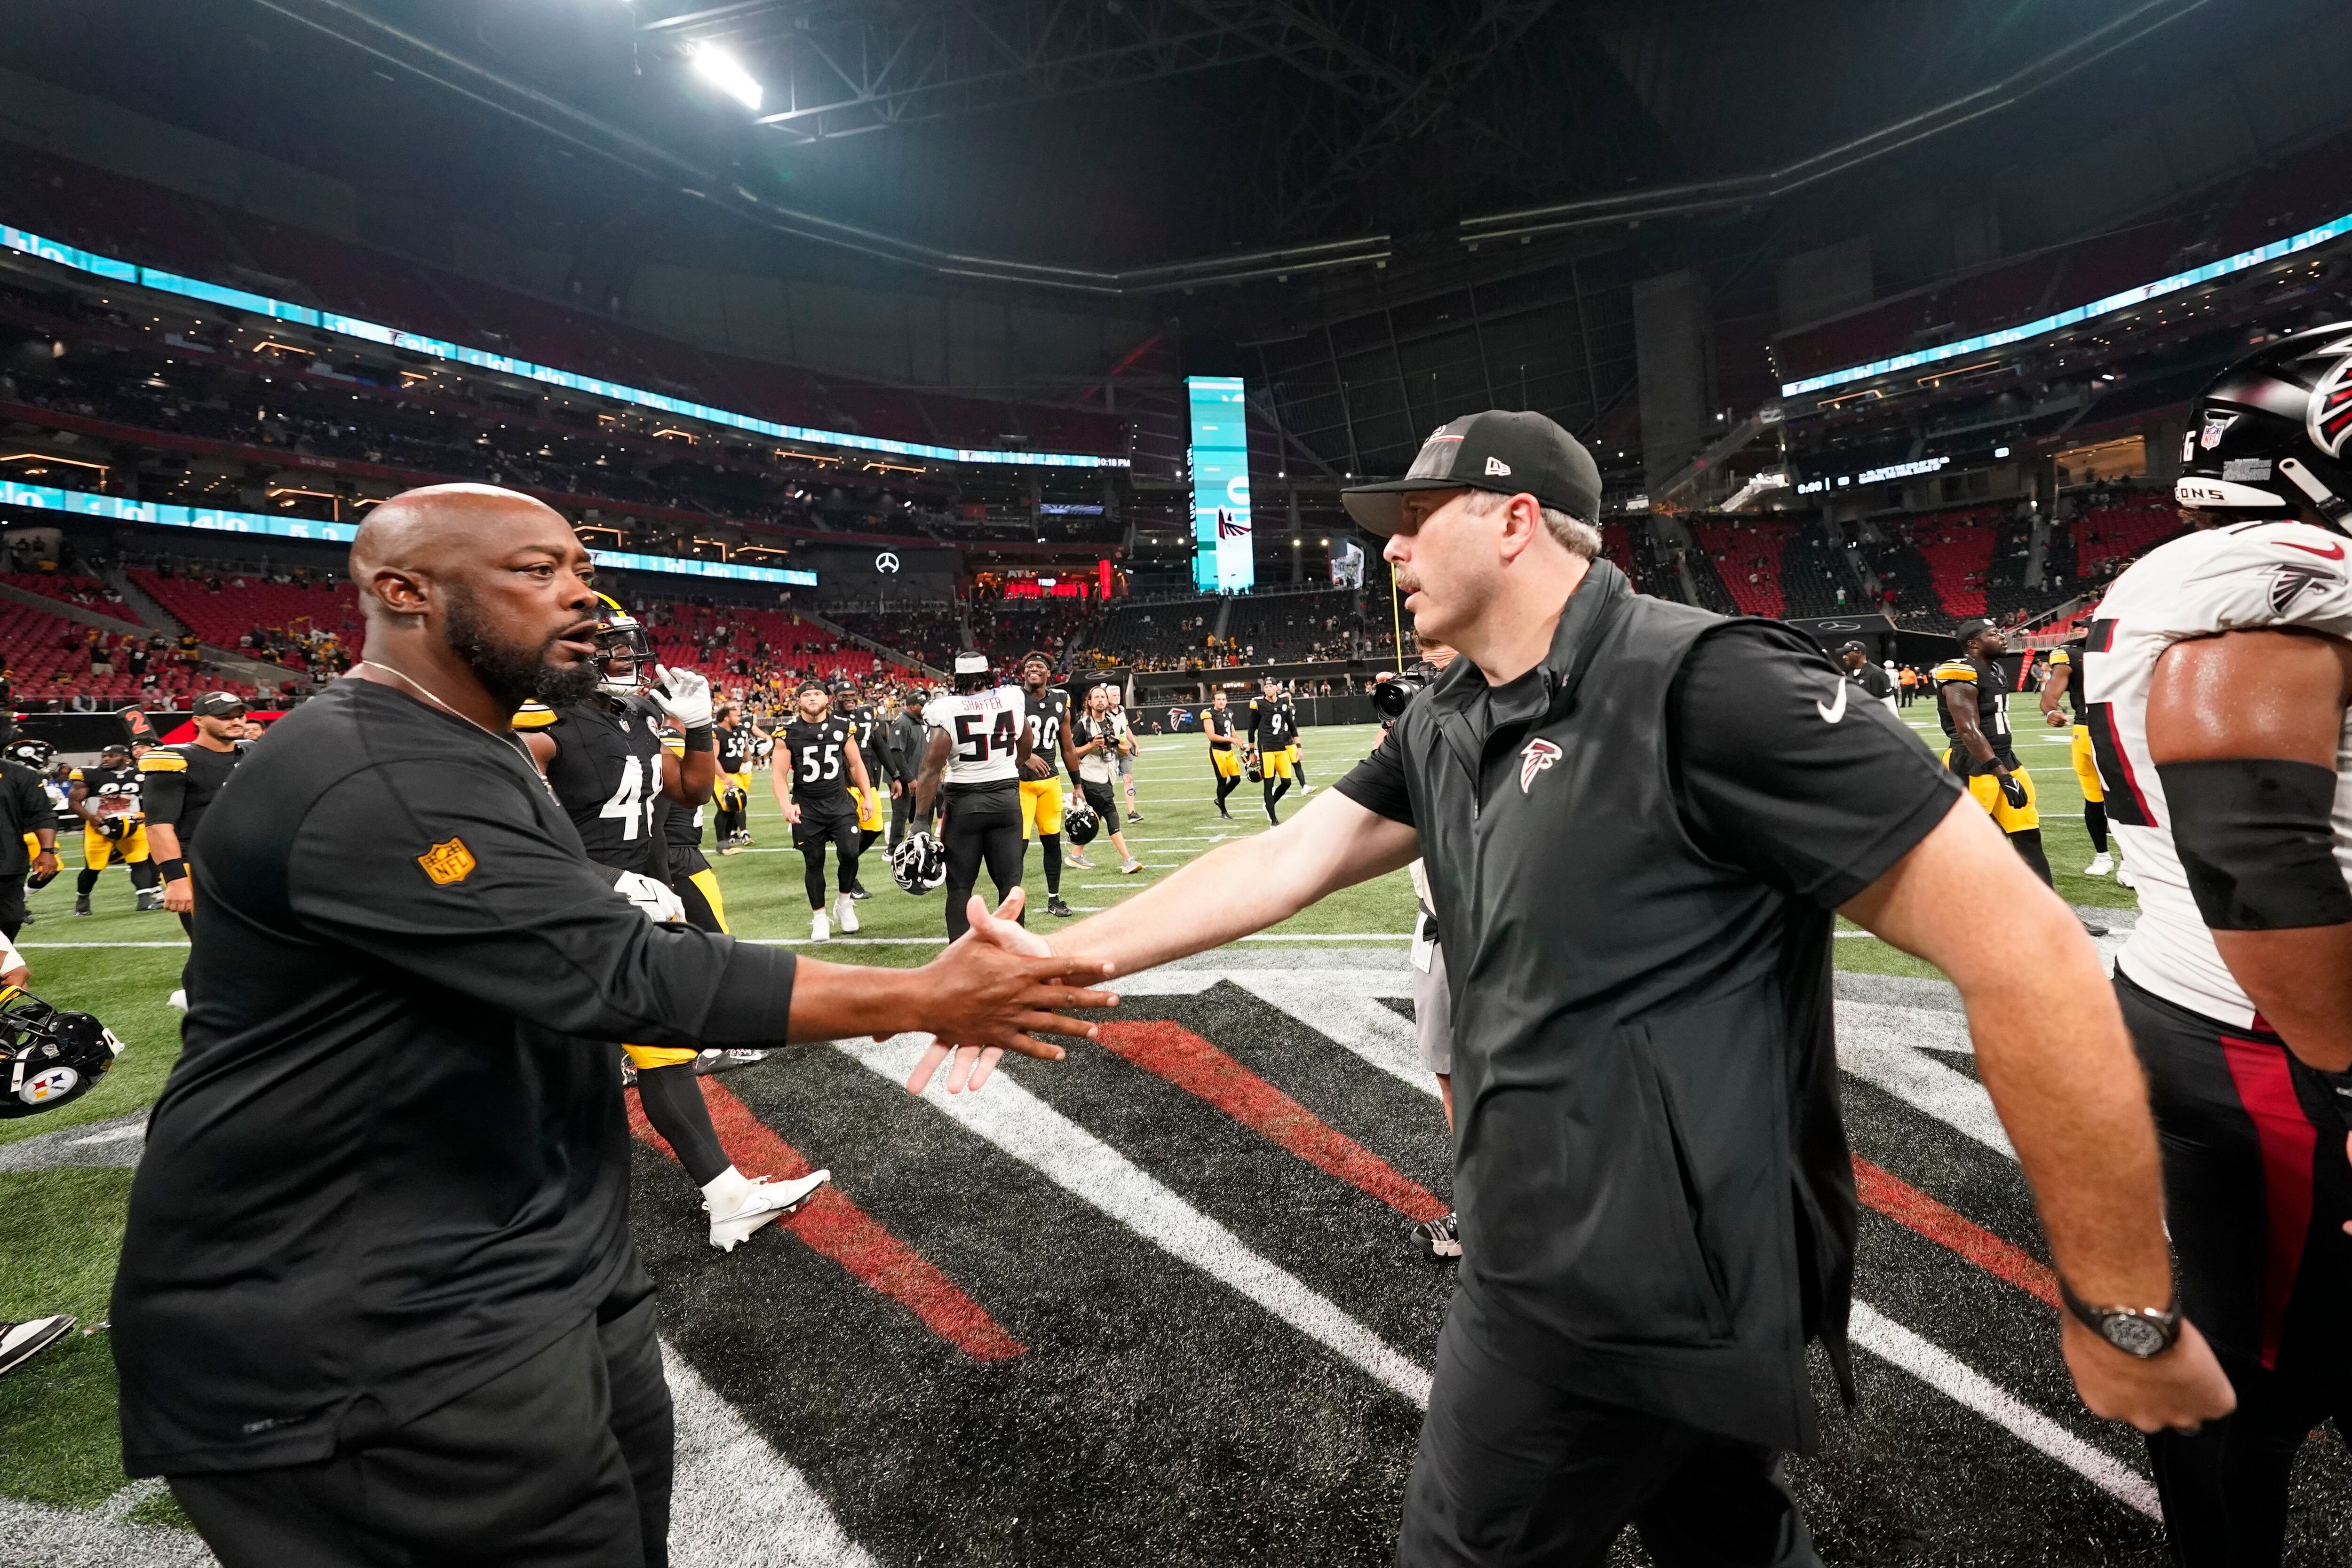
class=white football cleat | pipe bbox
[810,910,830,942]
[2115,862,2137,889]
[2083,853,2114,877]
[705,1169,831,1252]
[167,989,187,1012]
[834,893,860,934]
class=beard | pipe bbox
[445,585,599,712]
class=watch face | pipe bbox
[2104,1314,2170,1359]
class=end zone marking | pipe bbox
[629,1080,1025,1362]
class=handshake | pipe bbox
[895,888,1117,1099]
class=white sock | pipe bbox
[701,1165,754,1208]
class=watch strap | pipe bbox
[2057,1274,2181,1357]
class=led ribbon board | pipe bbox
[1186,375,1252,594]
[1780,210,2352,398]
[0,480,819,586]
[0,224,1126,471]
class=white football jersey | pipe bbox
[2084,520,2352,1027]
[925,685,1025,786]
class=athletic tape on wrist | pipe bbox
[158,856,189,884]
[2156,757,2352,931]
[685,724,715,753]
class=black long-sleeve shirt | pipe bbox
[0,761,54,874]
[112,680,798,1476]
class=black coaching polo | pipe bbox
[112,679,799,1477]
[1336,561,1961,1451]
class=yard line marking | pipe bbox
[16,941,189,949]
[1222,970,1434,1095]
[663,1346,881,1568]
[841,1032,1432,1408]
[1240,932,1413,942]
[0,1492,214,1567]
[1835,1000,2014,1158]
[1848,1302,2160,1520]
[1096,1021,1448,1221]
[1853,1157,2058,1308]
[628,1080,1024,1362]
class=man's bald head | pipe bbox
[350,483,602,712]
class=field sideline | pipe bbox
[0,705,2252,1565]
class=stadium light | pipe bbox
[690,44,763,112]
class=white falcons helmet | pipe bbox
[890,831,947,895]
[1063,796,1100,846]
[592,593,657,698]
[2175,322,2352,525]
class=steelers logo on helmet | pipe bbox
[0,987,125,1120]
[2175,323,2352,526]
[590,591,657,698]
[1064,795,1100,846]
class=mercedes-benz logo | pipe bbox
[875,552,901,573]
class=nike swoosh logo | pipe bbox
[1817,680,1849,724]
[2280,539,2346,559]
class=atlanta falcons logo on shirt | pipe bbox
[2302,331,2352,458]
[1519,738,1561,793]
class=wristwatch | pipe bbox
[2057,1276,2181,1358]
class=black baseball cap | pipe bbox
[193,691,246,718]
[1342,410,1604,536]
[1837,641,1868,655]
[1953,618,1998,645]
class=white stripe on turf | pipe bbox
[17,942,189,949]
[0,1491,216,1567]
[663,1345,878,1568]
[1849,1302,2160,1520]
[840,1032,1433,1409]
[1224,971,1434,1096]
[1835,1001,2015,1158]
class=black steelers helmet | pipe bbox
[2,737,52,770]
[1064,796,1100,846]
[2176,323,2352,526]
[0,988,124,1119]
[591,592,657,697]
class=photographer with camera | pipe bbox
[966,409,2229,1567]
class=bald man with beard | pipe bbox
[110,484,1115,1568]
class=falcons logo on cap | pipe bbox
[2301,333,2352,459]
[1520,738,1561,794]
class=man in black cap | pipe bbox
[1931,618,2090,920]
[1837,641,1896,719]
[0,738,58,940]
[961,410,2232,1567]
[141,690,252,1008]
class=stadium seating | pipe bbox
[1690,520,1790,618]
[2072,494,2180,575]
[1218,591,1361,663]
[0,596,250,706]
[1776,523,1865,618]
[130,570,364,671]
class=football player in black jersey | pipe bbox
[773,679,874,942]
[521,596,826,1252]
[658,723,767,1078]
[1247,675,1300,824]
[1017,654,1084,914]
[836,678,890,895]
[141,691,250,1008]
[1202,688,1243,818]
[2039,638,2122,882]
[711,702,755,854]
[68,741,164,915]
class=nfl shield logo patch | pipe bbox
[417,837,477,886]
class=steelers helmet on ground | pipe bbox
[2,737,52,771]
[2175,323,2352,525]
[890,831,947,894]
[0,988,124,1119]
[1064,796,1100,846]
[591,592,657,698]
[952,651,991,694]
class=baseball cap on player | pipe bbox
[1953,618,1998,646]
[1341,410,1604,536]
[192,691,246,719]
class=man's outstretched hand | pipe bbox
[903,888,1114,1096]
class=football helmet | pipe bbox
[0,988,124,1119]
[890,831,947,895]
[1,737,52,771]
[1243,748,1263,784]
[591,592,657,698]
[2176,323,2352,525]
[1064,796,1101,846]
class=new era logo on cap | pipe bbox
[1341,410,1603,537]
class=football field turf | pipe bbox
[2,714,2344,1565]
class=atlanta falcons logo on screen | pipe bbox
[2304,332,2352,458]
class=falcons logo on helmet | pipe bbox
[2300,332,2352,459]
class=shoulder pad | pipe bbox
[2047,649,2071,667]
[1931,662,1976,682]
[137,751,189,773]
[660,737,685,757]
[512,702,559,730]
[66,769,85,783]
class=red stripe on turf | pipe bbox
[628,1080,1025,1363]
[1853,1156,2059,1309]
[1095,1021,1450,1223]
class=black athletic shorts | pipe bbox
[1078,777,1119,819]
[790,798,858,850]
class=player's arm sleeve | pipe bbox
[286,758,795,1048]
[1332,728,1415,826]
[1672,624,1964,908]
[137,755,189,829]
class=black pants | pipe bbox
[1400,1292,1818,1568]
[2120,973,2352,1567]
[170,1294,674,1568]
[793,804,859,910]
[941,782,1024,941]
[889,785,917,849]
[0,871,24,939]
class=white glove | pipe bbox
[650,665,713,730]
[612,870,686,924]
